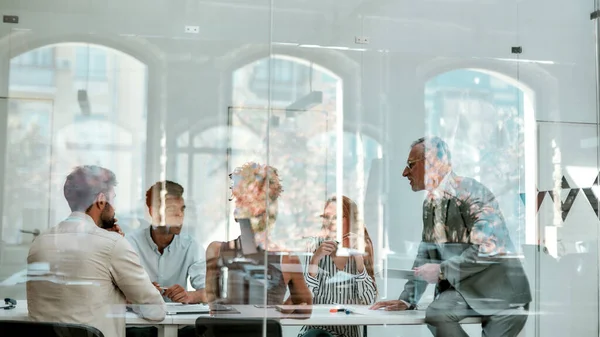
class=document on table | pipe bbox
[166,303,210,315]
[386,269,415,280]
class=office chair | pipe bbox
[195,317,282,337]
[0,320,104,337]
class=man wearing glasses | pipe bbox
[370,137,531,337]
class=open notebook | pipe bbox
[166,303,210,315]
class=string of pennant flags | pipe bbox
[519,176,600,221]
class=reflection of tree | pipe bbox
[194,56,345,246]
[231,109,335,246]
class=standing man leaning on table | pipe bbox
[27,165,166,337]
[126,180,206,337]
[370,137,531,337]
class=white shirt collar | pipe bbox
[65,211,97,228]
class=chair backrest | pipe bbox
[195,317,282,337]
[0,320,104,337]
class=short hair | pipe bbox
[145,180,184,210]
[63,165,117,212]
[411,136,452,166]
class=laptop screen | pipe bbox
[237,218,259,255]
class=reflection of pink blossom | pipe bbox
[231,162,283,233]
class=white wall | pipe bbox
[0,0,598,336]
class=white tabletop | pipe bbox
[0,301,168,325]
[2,300,532,337]
[0,301,492,326]
[169,305,485,326]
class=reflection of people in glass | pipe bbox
[205,162,312,307]
[127,181,206,304]
[126,181,203,337]
[27,165,165,337]
[370,137,531,337]
[300,195,377,337]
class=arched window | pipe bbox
[230,55,348,246]
[232,54,342,109]
[174,55,374,250]
[4,43,148,243]
[424,68,535,248]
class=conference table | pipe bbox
[0,301,497,337]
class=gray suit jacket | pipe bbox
[399,173,532,313]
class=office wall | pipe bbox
[0,1,598,336]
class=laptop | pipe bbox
[166,303,210,315]
[238,218,259,255]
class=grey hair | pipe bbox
[64,165,117,212]
[411,136,452,166]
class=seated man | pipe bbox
[370,137,531,337]
[27,165,166,337]
[126,180,205,337]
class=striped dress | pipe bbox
[299,237,377,337]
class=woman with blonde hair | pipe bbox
[205,162,312,307]
[300,195,377,337]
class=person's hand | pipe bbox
[369,300,409,311]
[292,302,312,317]
[278,302,309,314]
[152,282,165,295]
[164,284,192,304]
[106,220,124,236]
[343,233,365,259]
[314,240,337,259]
[414,263,440,284]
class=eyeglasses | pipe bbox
[405,158,425,171]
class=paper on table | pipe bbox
[386,269,415,280]
[275,305,355,315]
[166,303,210,315]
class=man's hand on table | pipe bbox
[369,300,409,311]
[152,282,164,295]
[164,284,194,304]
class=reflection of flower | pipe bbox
[230,162,283,233]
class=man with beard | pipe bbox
[27,165,166,337]
[126,181,205,337]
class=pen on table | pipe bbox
[329,308,353,314]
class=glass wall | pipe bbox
[0,1,598,337]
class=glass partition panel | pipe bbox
[522,1,600,337]
[0,1,599,337]
[0,39,149,304]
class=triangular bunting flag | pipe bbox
[582,188,599,218]
[560,188,579,221]
[561,176,570,189]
